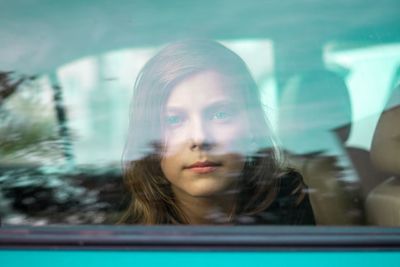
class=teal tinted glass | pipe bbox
[0,1,399,226]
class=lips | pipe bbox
[185,161,222,174]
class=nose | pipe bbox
[189,117,214,151]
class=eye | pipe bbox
[165,114,184,127]
[211,110,232,121]
[209,108,235,122]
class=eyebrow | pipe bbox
[166,99,239,112]
[205,101,239,112]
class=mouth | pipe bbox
[184,161,222,174]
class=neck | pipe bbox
[173,189,236,225]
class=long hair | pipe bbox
[120,39,290,224]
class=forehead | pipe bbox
[166,70,242,109]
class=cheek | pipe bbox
[162,131,187,157]
[160,155,180,183]
[211,120,251,154]
[223,153,246,177]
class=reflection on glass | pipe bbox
[279,68,363,225]
[120,40,315,225]
[1,39,282,225]
[1,39,400,226]
[367,84,400,225]
[0,73,62,165]
[0,72,123,225]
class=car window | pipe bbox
[0,1,399,227]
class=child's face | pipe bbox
[160,70,251,199]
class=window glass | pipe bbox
[0,1,399,227]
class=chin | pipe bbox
[185,180,236,198]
